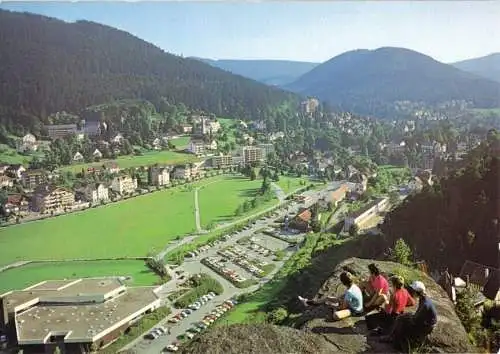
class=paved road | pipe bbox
[194,187,202,233]
[123,183,336,353]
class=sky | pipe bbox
[1,1,499,63]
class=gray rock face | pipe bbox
[294,258,474,353]
[179,323,338,354]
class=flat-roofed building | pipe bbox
[111,176,137,195]
[242,146,264,165]
[45,124,78,140]
[0,278,161,353]
[32,184,75,213]
[148,166,170,186]
[21,169,47,190]
[343,197,389,232]
[210,154,234,169]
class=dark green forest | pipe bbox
[381,131,500,273]
[0,10,298,135]
[287,47,500,118]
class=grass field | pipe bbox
[0,186,198,266]
[0,144,36,165]
[0,260,159,293]
[198,176,278,228]
[60,150,200,173]
[170,136,190,149]
[275,175,308,195]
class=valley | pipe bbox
[0,3,499,354]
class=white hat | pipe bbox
[410,280,426,294]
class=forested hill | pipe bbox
[0,10,298,132]
[286,47,500,118]
[452,53,500,84]
[381,132,500,273]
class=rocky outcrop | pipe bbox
[182,257,474,354]
[294,258,474,353]
[179,323,338,354]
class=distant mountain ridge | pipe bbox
[193,58,319,86]
[452,53,500,83]
[0,10,297,133]
[286,47,500,117]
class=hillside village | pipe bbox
[0,98,486,228]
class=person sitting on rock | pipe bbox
[381,280,437,350]
[362,263,390,312]
[298,271,364,320]
[366,275,416,335]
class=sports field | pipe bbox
[0,260,159,294]
[0,186,197,266]
[197,176,278,228]
[60,150,200,173]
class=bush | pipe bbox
[455,287,482,341]
[274,250,285,261]
[174,274,223,308]
[389,238,413,266]
[267,306,288,324]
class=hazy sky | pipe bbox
[1,1,499,63]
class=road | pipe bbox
[123,183,338,353]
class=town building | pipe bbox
[16,134,39,153]
[180,124,193,134]
[103,162,121,174]
[92,149,103,159]
[1,194,29,215]
[151,138,162,150]
[268,132,285,142]
[242,146,264,165]
[82,120,101,136]
[257,143,274,160]
[210,154,234,169]
[193,116,221,136]
[188,139,205,155]
[343,197,389,232]
[0,164,10,175]
[45,124,78,140]
[319,184,349,209]
[289,208,312,232]
[111,134,124,145]
[76,183,109,204]
[384,141,406,155]
[21,170,47,190]
[32,184,75,213]
[73,152,84,162]
[110,176,137,195]
[6,164,26,179]
[250,120,266,131]
[206,140,218,151]
[0,175,14,188]
[0,278,161,353]
[173,165,192,180]
[148,166,170,186]
[300,98,320,115]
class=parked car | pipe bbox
[164,344,179,352]
[186,332,195,339]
